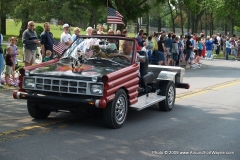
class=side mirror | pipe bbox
[137,55,146,63]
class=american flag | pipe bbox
[107,7,124,25]
[53,40,66,55]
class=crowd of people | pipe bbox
[135,30,240,69]
[1,21,240,87]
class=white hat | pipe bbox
[63,24,69,28]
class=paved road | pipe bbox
[0,59,239,160]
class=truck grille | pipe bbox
[34,78,87,94]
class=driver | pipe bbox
[109,40,134,62]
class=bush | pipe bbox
[35,26,44,38]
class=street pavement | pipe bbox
[0,59,239,160]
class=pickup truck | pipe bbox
[13,35,189,128]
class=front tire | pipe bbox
[103,89,128,129]
[158,81,176,111]
[27,100,51,119]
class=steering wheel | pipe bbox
[94,52,111,58]
[112,55,130,62]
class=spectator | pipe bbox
[201,34,206,58]
[9,37,19,81]
[43,50,52,62]
[5,46,13,86]
[225,37,231,60]
[222,35,227,58]
[92,29,97,35]
[22,21,40,67]
[205,36,213,60]
[237,37,240,58]
[0,33,4,87]
[185,35,193,67]
[122,29,128,37]
[97,24,104,34]
[60,24,72,49]
[196,37,203,64]
[137,32,143,47]
[116,30,121,35]
[107,29,117,50]
[86,27,93,35]
[230,38,238,59]
[40,22,53,61]
[164,33,172,66]
[72,27,81,41]
[171,37,179,66]
[155,36,166,65]
[216,33,221,54]
[68,23,72,35]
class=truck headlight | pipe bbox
[24,78,35,88]
[90,84,103,94]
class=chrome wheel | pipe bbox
[104,89,128,129]
[168,86,175,108]
[115,95,126,124]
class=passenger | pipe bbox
[86,27,93,35]
[97,24,104,34]
[108,29,117,50]
[60,24,72,49]
[43,50,52,62]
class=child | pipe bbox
[43,50,52,62]
[230,40,238,59]
[9,37,19,81]
[5,46,13,86]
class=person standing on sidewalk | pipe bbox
[205,36,213,60]
[0,33,4,87]
[22,21,40,67]
[40,22,53,61]
[225,37,231,60]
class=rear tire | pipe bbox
[27,100,51,119]
[103,89,128,129]
[158,81,175,111]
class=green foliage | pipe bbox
[35,26,44,38]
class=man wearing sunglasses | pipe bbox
[22,21,40,67]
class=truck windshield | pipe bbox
[61,37,135,66]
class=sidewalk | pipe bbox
[1,41,10,46]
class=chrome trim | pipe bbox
[23,76,103,96]
[157,71,177,83]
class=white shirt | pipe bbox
[60,32,72,49]
[217,36,221,45]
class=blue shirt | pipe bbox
[164,38,172,50]
[205,40,213,50]
[226,41,231,49]
[40,31,53,52]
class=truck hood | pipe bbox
[29,62,124,78]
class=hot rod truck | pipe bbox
[13,35,189,128]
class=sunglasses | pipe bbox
[30,25,34,26]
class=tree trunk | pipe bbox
[146,14,150,35]
[157,17,162,33]
[180,6,184,35]
[19,20,28,37]
[168,0,175,33]
[89,9,96,28]
[224,22,227,36]
[204,11,207,36]
[229,17,233,36]
[0,14,6,35]
[187,10,191,31]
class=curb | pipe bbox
[0,86,19,92]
